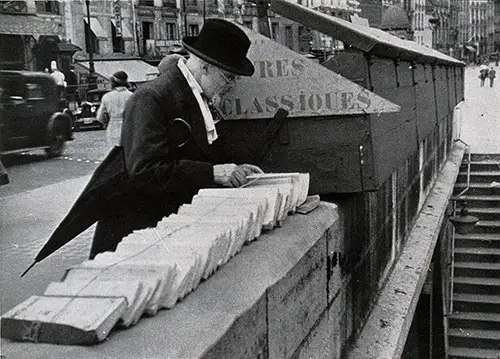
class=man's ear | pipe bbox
[202,63,210,75]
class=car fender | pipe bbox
[47,112,72,141]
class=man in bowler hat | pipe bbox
[89,18,262,258]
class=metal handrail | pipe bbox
[448,139,471,316]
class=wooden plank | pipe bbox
[1,296,126,345]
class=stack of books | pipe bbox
[2,173,315,345]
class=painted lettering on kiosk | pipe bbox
[223,24,400,120]
[223,89,372,116]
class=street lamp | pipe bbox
[85,0,97,90]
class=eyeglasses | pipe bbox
[216,67,237,84]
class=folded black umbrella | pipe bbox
[21,118,193,277]
[21,145,131,277]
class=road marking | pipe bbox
[57,156,101,164]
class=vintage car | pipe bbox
[0,71,73,158]
[72,88,109,131]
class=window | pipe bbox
[25,83,44,99]
[35,1,60,14]
[285,26,293,49]
[142,21,153,39]
[162,0,177,9]
[138,0,154,6]
[166,23,177,40]
[0,1,27,13]
[271,23,279,40]
[188,24,199,36]
[111,21,124,53]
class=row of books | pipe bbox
[1,173,313,345]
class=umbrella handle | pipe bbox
[170,118,192,149]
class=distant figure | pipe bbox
[50,60,66,100]
[50,60,66,87]
[96,71,133,151]
[64,66,79,110]
[488,67,496,88]
[479,63,489,87]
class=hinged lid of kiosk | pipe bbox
[223,24,400,120]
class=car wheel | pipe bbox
[45,128,65,158]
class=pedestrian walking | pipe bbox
[479,63,489,87]
[96,71,133,151]
[49,60,66,99]
[89,18,263,258]
[487,67,496,87]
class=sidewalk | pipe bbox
[457,65,500,153]
[1,176,93,313]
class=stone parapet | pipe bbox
[1,203,342,359]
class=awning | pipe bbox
[0,14,63,39]
[270,0,464,66]
[84,17,107,39]
[75,59,159,83]
[57,43,82,53]
[110,19,134,39]
[465,45,476,52]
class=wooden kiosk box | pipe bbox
[218,2,464,194]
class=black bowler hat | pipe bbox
[111,71,129,87]
[182,18,255,76]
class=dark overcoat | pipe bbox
[89,63,230,258]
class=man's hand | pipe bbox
[213,163,263,187]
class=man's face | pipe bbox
[200,64,238,100]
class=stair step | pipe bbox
[448,311,500,330]
[449,328,500,350]
[454,293,500,304]
[454,183,500,196]
[477,221,500,228]
[473,221,500,234]
[454,277,500,295]
[468,153,500,162]
[455,233,500,248]
[454,247,500,262]
[461,161,500,172]
[458,170,500,177]
[454,277,500,286]
[453,293,500,312]
[455,234,500,240]
[454,262,500,278]
[455,247,500,255]
[449,328,500,340]
[453,195,500,208]
[466,208,500,221]
[457,172,500,184]
[448,346,500,359]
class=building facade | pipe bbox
[450,0,497,62]
[0,0,76,72]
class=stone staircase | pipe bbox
[447,154,500,359]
